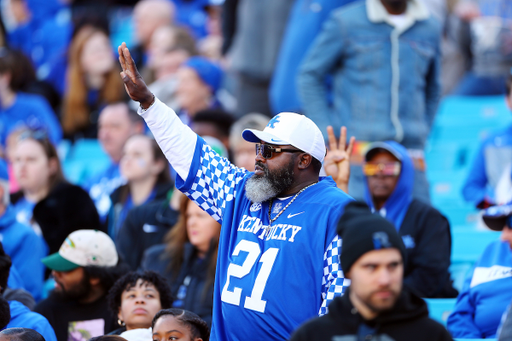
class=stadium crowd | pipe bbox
[0,0,512,340]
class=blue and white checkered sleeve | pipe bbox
[181,141,247,223]
[319,235,351,316]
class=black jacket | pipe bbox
[116,199,179,270]
[400,199,458,298]
[289,287,453,341]
[141,243,214,326]
[12,182,102,255]
[107,182,173,238]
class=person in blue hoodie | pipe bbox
[327,139,456,298]
[0,158,47,301]
[362,142,456,298]
[0,244,56,341]
[447,201,512,338]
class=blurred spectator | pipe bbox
[498,299,512,341]
[270,0,356,114]
[142,196,221,326]
[190,109,234,152]
[4,264,35,310]
[171,0,210,39]
[462,73,512,208]
[5,0,72,87]
[0,157,47,301]
[10,131,102,255]
[0,297,9,330]
[228,113,269,171]
[116,197,179,271]
[289,202,453,341]
[131,0,176,70]
[0,329,47,341]
[35,230,129,341]
[83,103,145,222]
[362,142,456,298]
[106,271,173,336]
[0,48,62,151]
[0,244,56,341]
[62,25,125,140]
[448,202,512,338]
[108,135,173,239]
[451,0,512,95]
[142,25,197,109]
[151,308,210,341]
[176,56,223,125]
[197,3,223,61]
[298,0,441,202]
[222,0,295,117]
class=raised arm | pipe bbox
[117,43,247,221]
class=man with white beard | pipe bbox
[117,42,354,341]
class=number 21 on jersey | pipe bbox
[221,240,279,313]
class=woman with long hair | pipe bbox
[62,25,124,139]
[10,130,102,254]
[141,195,220,326]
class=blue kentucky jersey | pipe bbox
[176,136,353,341]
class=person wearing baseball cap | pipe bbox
[290,202,453,341]
[448,201,512,339]
[34,230,129,341]
[118,43,354,341]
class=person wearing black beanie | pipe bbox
[289,201,453,341]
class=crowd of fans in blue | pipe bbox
[1,0,512,340]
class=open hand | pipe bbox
[118,42,154,108]
[324,126,355,193]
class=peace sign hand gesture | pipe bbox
[118,42,154,108]
[323,126,355,194]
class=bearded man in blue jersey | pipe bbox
[117,43,354,341]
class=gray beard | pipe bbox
[244,160,295,203]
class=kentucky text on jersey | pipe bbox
[237,215,302,242]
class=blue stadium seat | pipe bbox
[424,298,457,326]
[62,139,110,185]
[451,230,500,263]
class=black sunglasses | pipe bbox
[255,143,302,159]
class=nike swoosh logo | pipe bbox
[287,212,305,219]
[270,138,281,142]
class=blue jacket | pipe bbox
[5,300,57,341]
[462,124,512,206]
[270,0,356,114]
[0,92,62,147]
[447,240,512,338]
[298,0,441,148]
[0,206,48,301]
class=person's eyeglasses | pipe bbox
[255,143,302,159]
[363,162,401,177]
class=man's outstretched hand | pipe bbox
[118,42,154,108]
[324,126,355,194]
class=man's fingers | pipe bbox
[118,44,127,71]
[346,136,355,155]
[339,126,347,150]
[326,126,337,152]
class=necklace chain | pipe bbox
[268,182,317,226]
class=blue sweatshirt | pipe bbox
[0,92,62,147]
[447,240,512,338]
[0,206,48,301]
[5,300,57,341]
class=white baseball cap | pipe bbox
[42,230,118,271]
[242,112,326,163]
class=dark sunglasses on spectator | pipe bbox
[255,143,302,159]
[363,161,401,177]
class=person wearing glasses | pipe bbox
[117,43,354,341]
[362,141,457,298]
